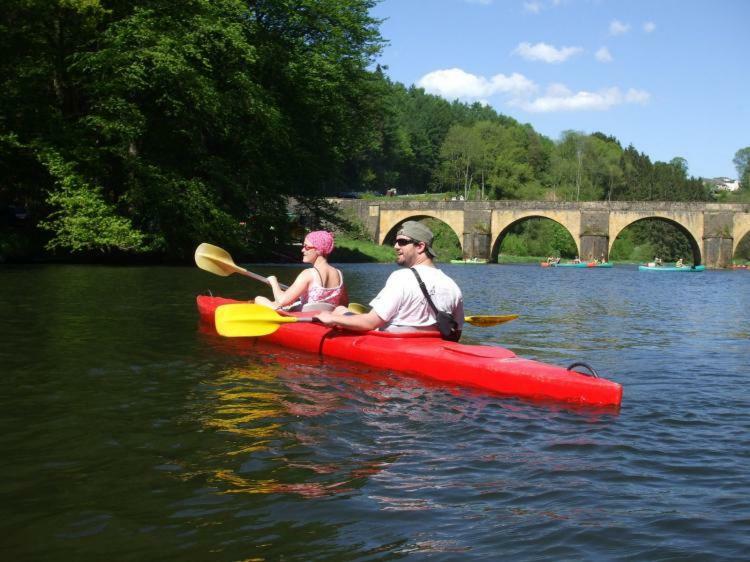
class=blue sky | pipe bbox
[370,0,748,179]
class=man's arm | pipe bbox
[316,310,385,332]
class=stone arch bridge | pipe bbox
[329,199,750,268]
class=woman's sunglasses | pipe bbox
[303,244,317,251]
[394,238,418,247]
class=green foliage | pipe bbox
[499,234,527,257]
[610,219,693,262]
[498,219,577,258]
[422,218,463,260]
[39,151,146,253]
[733,147,750,193]
[1,0,384,260]
[609,229,637,261]
[735,235,750,261]
[333,235,395,262]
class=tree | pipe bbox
[1,0,385,259]
[734,147,750,190]
[670,157,689,176]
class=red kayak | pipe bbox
[197,296,623,407]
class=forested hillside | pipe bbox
[1,0,747,262]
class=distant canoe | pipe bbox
[638,264,705,272]
[450,258,488,264]
[548,261,612,268]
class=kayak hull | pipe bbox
[549,262,612,268]
[638,265,705,272]
[197,296,622,407]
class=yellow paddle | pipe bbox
[346,302,518,327]
[216,303,320,337]
[216,303,518,338]
[195,242,290,289]
[464,314,519,327]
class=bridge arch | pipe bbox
[490,210,581,261]
[609,215,703,264]
[378,210,464,251]
[733,214,750,256]
[490,214,579,262]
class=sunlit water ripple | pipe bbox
[1,263,748,560]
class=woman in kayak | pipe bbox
[254,230,348,312]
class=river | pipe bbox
[1,262,748,561]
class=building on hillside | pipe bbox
[704,177,740,192]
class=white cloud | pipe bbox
[417,68,537,100]
[609,20,630,36]
[643,21,656,33]
[524,0,566,11]
[595,47,613,63]
[625,88,651,103]
[523,1,542,13]
[510,84,651,112]
[513,41,583,63]
[417,67,650,114]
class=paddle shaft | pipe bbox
[236,267,289,290]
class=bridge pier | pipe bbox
[580,210,610,261]
[703,211,735,268]
[580,235,609,262]
[463,207,492,260]
[703,236,733,268]
[462,233,491,260]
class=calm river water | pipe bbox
[1,262,749,561]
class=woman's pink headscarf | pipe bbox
[305,230,334,256]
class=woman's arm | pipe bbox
[270,269,313,308]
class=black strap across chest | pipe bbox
[409,267,439,315]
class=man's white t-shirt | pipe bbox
[369,265,464,331]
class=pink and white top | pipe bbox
[300,267,345,307]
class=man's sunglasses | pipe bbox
[395,238,419,247]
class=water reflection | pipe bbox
[187,360,399,498]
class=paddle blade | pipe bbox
[347,302,370,314]
[195,243,241,277]
[215,303,298,337]
[464,314,519,327]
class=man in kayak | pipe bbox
[316,221,464,339]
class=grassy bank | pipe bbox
[332,236,396,263]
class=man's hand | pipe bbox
[315,310,385,332]
[316,311,336,326]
